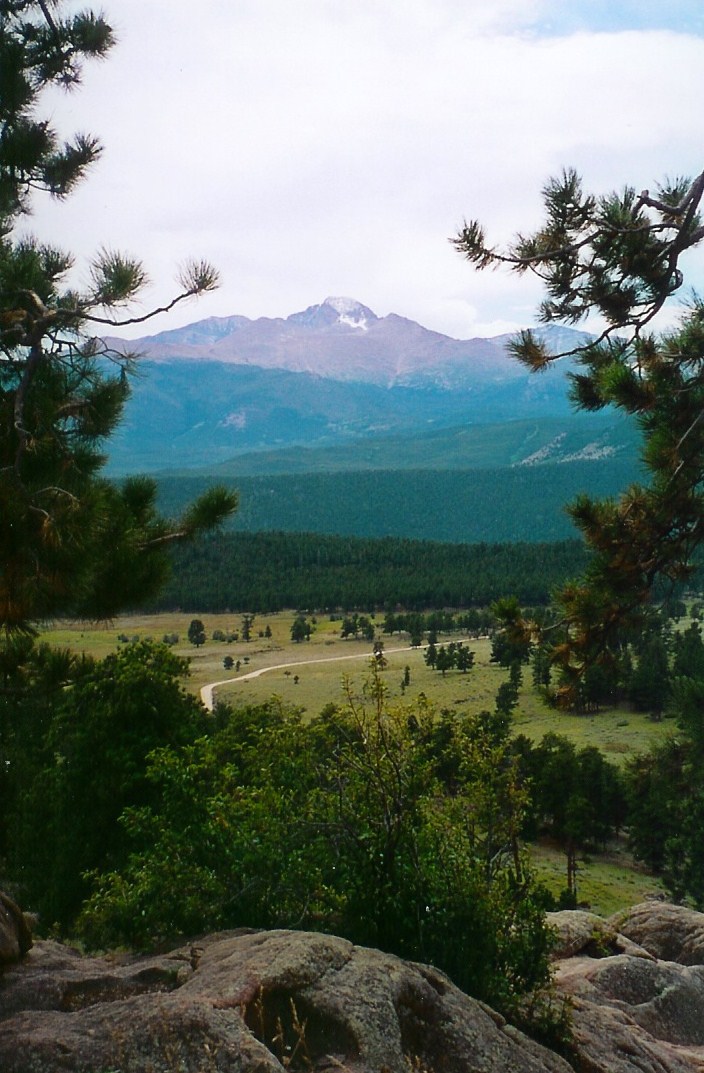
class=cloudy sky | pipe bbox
[27,0,704,340]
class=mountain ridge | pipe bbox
[104,296,591,390]
[101,297,622,479]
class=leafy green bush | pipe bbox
[78,669,555,1025]
[5,641,205,930]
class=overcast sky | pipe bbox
[25,0,704,340]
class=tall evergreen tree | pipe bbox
[0,1,237,633]
[629,632,670,715]
[455,167,704,703]
[672,621,704,680]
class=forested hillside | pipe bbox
[151,531,588,611]
[155,457,640,544]
[180,411,640,477]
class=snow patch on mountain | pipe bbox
[324,296,373,330]
[339,312,368,330]
[325,296,363,316]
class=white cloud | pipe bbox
[25,2,704,339]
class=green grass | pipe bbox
[530,838,667,916]
[40,612,672,763]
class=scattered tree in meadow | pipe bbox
[628,632,670,715]
[187,619,206,648]
[672,620,704,680]
[340,613,375,640]
[372,638,387,668]
[290,616,311,643]
[455,643,475,674]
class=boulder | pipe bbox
[554,903,704,1073]
[609,900,704,965]
[547,909,653,961]
[0,928,573,1073]
[0,891,32,966]
[5,903,704,1073]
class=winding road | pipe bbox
[199,641,432,710]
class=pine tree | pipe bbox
[0,2,237,633]
[187,619,206,648]
[455,167,704,703]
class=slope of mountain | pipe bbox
[107,359,605,474]
[161,413,641,478]
[103,298,604,474]
[105,296,590,390]
[154,458,642,544]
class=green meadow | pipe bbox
[41,610,672,764]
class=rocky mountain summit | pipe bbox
[105,297,588,391]
[102,298,609,473]
[2,896,704,1072]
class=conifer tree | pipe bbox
[0,2,237,632]
[454,167,704,702]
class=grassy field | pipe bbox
[39,610,673,915]
[41,610,673,763]
[531,837,666,916]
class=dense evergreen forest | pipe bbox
[154,457,640,544]
[150,531,588,612]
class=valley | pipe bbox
[40,610,673,761]
[40,609,669,914]
[103,298,645,547]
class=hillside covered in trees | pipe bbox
[155,456,640,544]
[150,532,588,612]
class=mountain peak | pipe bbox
[287,297,377,331]
[323,295,370,316]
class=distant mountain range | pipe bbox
[104,297,614,474]
[100,297,648,543]
[106,295,591,390]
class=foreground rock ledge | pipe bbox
[549,902,704,1073]
[0,928,570,1073]
[3,902,704,1072]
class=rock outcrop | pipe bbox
[609,900,704,965]
[546,908,655,961]
[550,901,704,1072]
[0,928,572,1073]
[3,901,704,1072]
[0,892,32,967]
